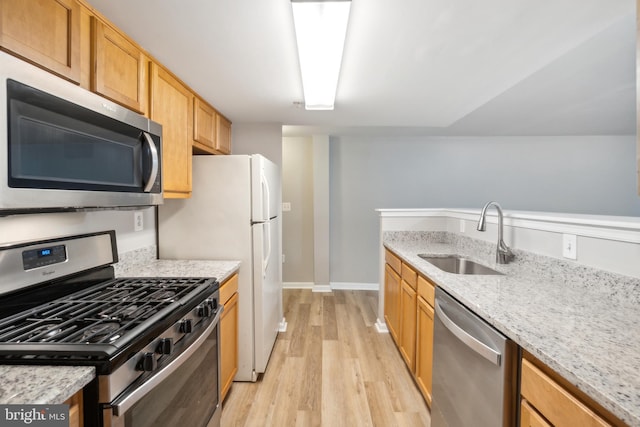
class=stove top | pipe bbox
[0,276,218,365]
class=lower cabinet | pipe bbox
[399,278,416,370]
[415,295,434,406]
[384,262,401,345]
[383,249,434,407]
[65,390,83,427]
[220,274,239,401]
[520,354,623,427]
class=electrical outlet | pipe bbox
[282,254,286,263]
[134,211,144,232]
[562,234,577,260]
[282,202,291,212]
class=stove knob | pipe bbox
[205,298,216,310]
[156,338,173,355]
[137,352,157,372]
[197,303,211,318]
[179,319,193,333]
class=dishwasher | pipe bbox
[431,287,517,427]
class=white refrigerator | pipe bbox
[157,154,285,381]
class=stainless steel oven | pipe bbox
[105,305,222,427]
[0,51,162,215]
[0,231,222,427]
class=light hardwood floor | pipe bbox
[220,289,431,427]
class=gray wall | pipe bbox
[282,137,315,282]
[329,135,640,283]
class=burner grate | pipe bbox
[0,277,216,346]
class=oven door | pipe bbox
[105,309,222,427]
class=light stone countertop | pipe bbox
[0,366,94,404]
[384,231,640,427]
[0,246,240,405]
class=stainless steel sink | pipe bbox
[418,255,504,275]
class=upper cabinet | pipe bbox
[0,0,81,83]
[150,63,193,198]
[91,17,148,114]
[216,114,232,155]
[193,96,232,155]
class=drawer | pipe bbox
[417,275,435,307]
[220,273,238,305]
[520,359,611,427]
[401,263,417,290]
[385,249,401,274]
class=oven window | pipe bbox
[122,325,219,427]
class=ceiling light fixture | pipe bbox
[291,0,351,110]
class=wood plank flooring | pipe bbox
[220,289,431,427]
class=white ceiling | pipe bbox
[88,0,636,136]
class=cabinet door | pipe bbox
[0,0,81,82]
[415,296,434,406]
[220,291,238,401]
[384,264,401,345]
[92,18,147,114]
[521,400,552,427]
[216,114,232,154]
[150,63,193,198]
[64,390,83,427]
[193,97,217,152]
[399,279,417,371]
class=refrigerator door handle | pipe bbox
[263,222,271,278]
[261,171,271,220]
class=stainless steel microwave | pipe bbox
[0,51,162,215]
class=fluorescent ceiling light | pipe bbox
[291,0,351,110]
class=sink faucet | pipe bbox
[477,201,515,264]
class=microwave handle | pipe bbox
[141,132,159,193]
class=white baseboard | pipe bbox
[375,318,389,333]
[282,282,314,289]
[330,282,379,291]
[312,284,332,293]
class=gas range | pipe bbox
[0,231,223,427]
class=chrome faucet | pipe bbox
[477,201,515,264]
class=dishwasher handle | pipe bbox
[435,299,501,366]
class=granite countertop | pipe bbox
[384,231,640,427]
[0,366,94,404]
[113,245,240,283]
[0,246,241,405]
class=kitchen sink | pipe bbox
[418,254,504,275]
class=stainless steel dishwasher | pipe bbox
[431,287,517,427]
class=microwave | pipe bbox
[0,51,162,215]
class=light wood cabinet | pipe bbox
[216,114,232,154]
[384,250,435,407]
[521,399,552,427]
[220,274,239,401]
[193,97,217,153]
[65,389,83,427]
[384,260,401,345]
[92,17,147,114]
[0,0,81,82]
[415,294,434,406]
[150,62,193,198]
[520,355,624,427]
[399,272,417,371]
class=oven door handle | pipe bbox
[111,307,223,416]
